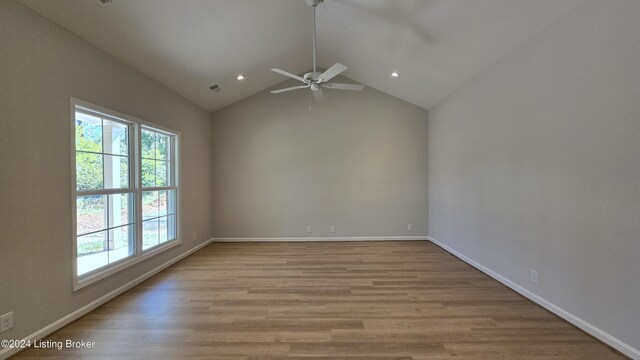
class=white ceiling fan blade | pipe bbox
[271,85,309,94]
[271,68,306,83]
[312,88,324,102]
[318,63,347,83]
[323,83,364,91]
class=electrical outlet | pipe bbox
[330,225,336,233]
[306,225,312,233]
[530,270,538,284]
[407,223,413,232]
[0,312,13,333]
[193,233,197,242]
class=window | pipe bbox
[72,99,180,290]
[74,111,135,276]
[141,129,177,250]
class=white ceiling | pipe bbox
[20,0,583,112]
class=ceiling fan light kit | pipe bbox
[271,0,364,101]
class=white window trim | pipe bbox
[70,98,182,291]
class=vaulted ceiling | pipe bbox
[20,0,583,112]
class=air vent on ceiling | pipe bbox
[95,0,114,6]
[209,84,221,92]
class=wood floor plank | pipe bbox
[12,241,626,359]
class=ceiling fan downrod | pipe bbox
[270,0,364,101]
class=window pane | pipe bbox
[141,130,155,159]
[103,119,128,156]
[121,157,129,188]
[104,155,129,189]
[167,214,176,241]
[142,191,159,219]
[158,190,168,216]
[77,231,107,275]
[158,216,168,244]
[156,160,167,187]
[76,195,106,235]
[158,190,176,216]
[108,224,134,263]
[108,193,133,227]
[142,158,155,187]
[142,218,159,250]
[75,112,102,153]
[76,152,103,191]
[156,133,168,160]
[157,215,176,245]
[169,189,176,215]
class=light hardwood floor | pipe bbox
[14,241,626,359]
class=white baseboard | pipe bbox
[0,239,213,360]
[211,236,428,242]
[427,236,639,360]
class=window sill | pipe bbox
[74,239,181,291]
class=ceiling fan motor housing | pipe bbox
[304,72,322,81]
[306,0,323,7]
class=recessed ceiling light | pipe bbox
[391,72,399,78]
[236,74,245,80]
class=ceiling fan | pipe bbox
[270,0,364,101]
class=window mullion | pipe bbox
[128,124,136,257]
[170,137,175,187]
[135,124,143,257]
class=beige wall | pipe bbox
[0,0,213,344]
[428,0,640,353]
[211,76,428,238]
